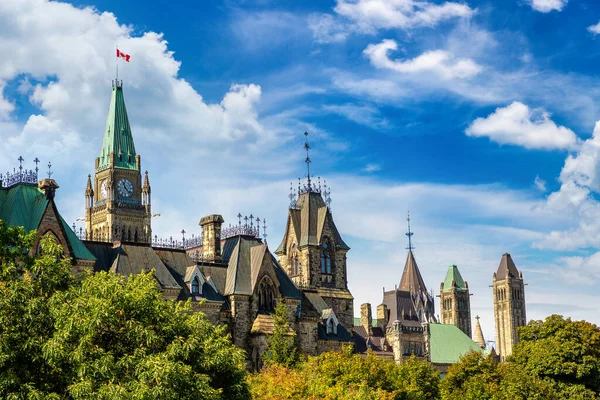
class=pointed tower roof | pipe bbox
[399,250,428,296]
[442,264,467,292]
[142,170,151,193]
[398,213,428,297]
[97,82,137,172]
[85,174,93,196]
[495,253,520,280]
[474,315,486,349]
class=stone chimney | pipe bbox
[360,303,372,335]
[376,303,388,329]
[200,214,224,262]
[38,178,59,200]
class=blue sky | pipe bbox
[2,0,600,344]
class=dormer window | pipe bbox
[191,276,200,294]
[320,242,332,274]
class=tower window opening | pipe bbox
[320,242,332,274]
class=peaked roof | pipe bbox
[474,316,485,349]
[495,253,520,280]
[429,323,482,364]
[97,83,137,171]
[0,183,95,261]
[275,190,349,253]
[399,250,428,296]
[442,264,467,292]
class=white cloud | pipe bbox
[334,0,474,33]
[588,21,600,36]
[363,163,381,172]
[535,122,600,250]
[323,103,389,128]
[308,13,349,43]
[529,0,568,13]
[466,102,580,150]
[534,175,547,191]
[364,39,482,80]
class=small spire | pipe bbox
[263,219,268,242]
[47,161,53,178]
[304,131,311,190]
[18,156,24,173]
[474,315,486,349]
[85,174,93,196]
[33,157,40,176]
[406,211,414,251]
[237,213,242,226]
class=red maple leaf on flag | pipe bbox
[116,49,131,62]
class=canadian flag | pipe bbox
[116,49,131,62]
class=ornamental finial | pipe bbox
[406,211,414,251]
[47,161,53,178]
[304,131,311,190]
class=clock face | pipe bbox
[117,179,134,198]
[100,180,108,199]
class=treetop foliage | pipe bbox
[0,220,249,400]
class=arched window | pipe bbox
[258,277,276,312]
[320,242,332,274]
[191,276,200,294]
[327,319,335,334]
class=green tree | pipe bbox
[441,351,559,400]
[510,314,600,398]
[263,299,298,368]
[250,349,440,400]
[0,220,250,400]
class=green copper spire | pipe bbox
[442,264,467,292]
[97,82,137,172]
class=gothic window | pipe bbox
[327,319,335,334]
[191,276,200,294]
[258,276,276,313]
[320,241,332,274]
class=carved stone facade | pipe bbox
[493,253,526,361]
[275,189,354,329]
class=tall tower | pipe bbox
[85,81,151,243]
[493,253,526,360]
[275,132,354,328]
[439,264,471,337]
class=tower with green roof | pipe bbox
[439,264,472,338]
[85,81,151,243]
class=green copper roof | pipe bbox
[442,264,467,292]
[97,83,137,172]
[429,323,482,364]
[0,183,95,261]
[0,184,48,231]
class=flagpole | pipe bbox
[116,47,119,82]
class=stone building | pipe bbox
[439,264,471,338]
[78,82,353,370]
[0,80,528,371]
[493,253,526,360]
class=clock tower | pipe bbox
[85,81,151,243]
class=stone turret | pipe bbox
[439,264,471,337]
